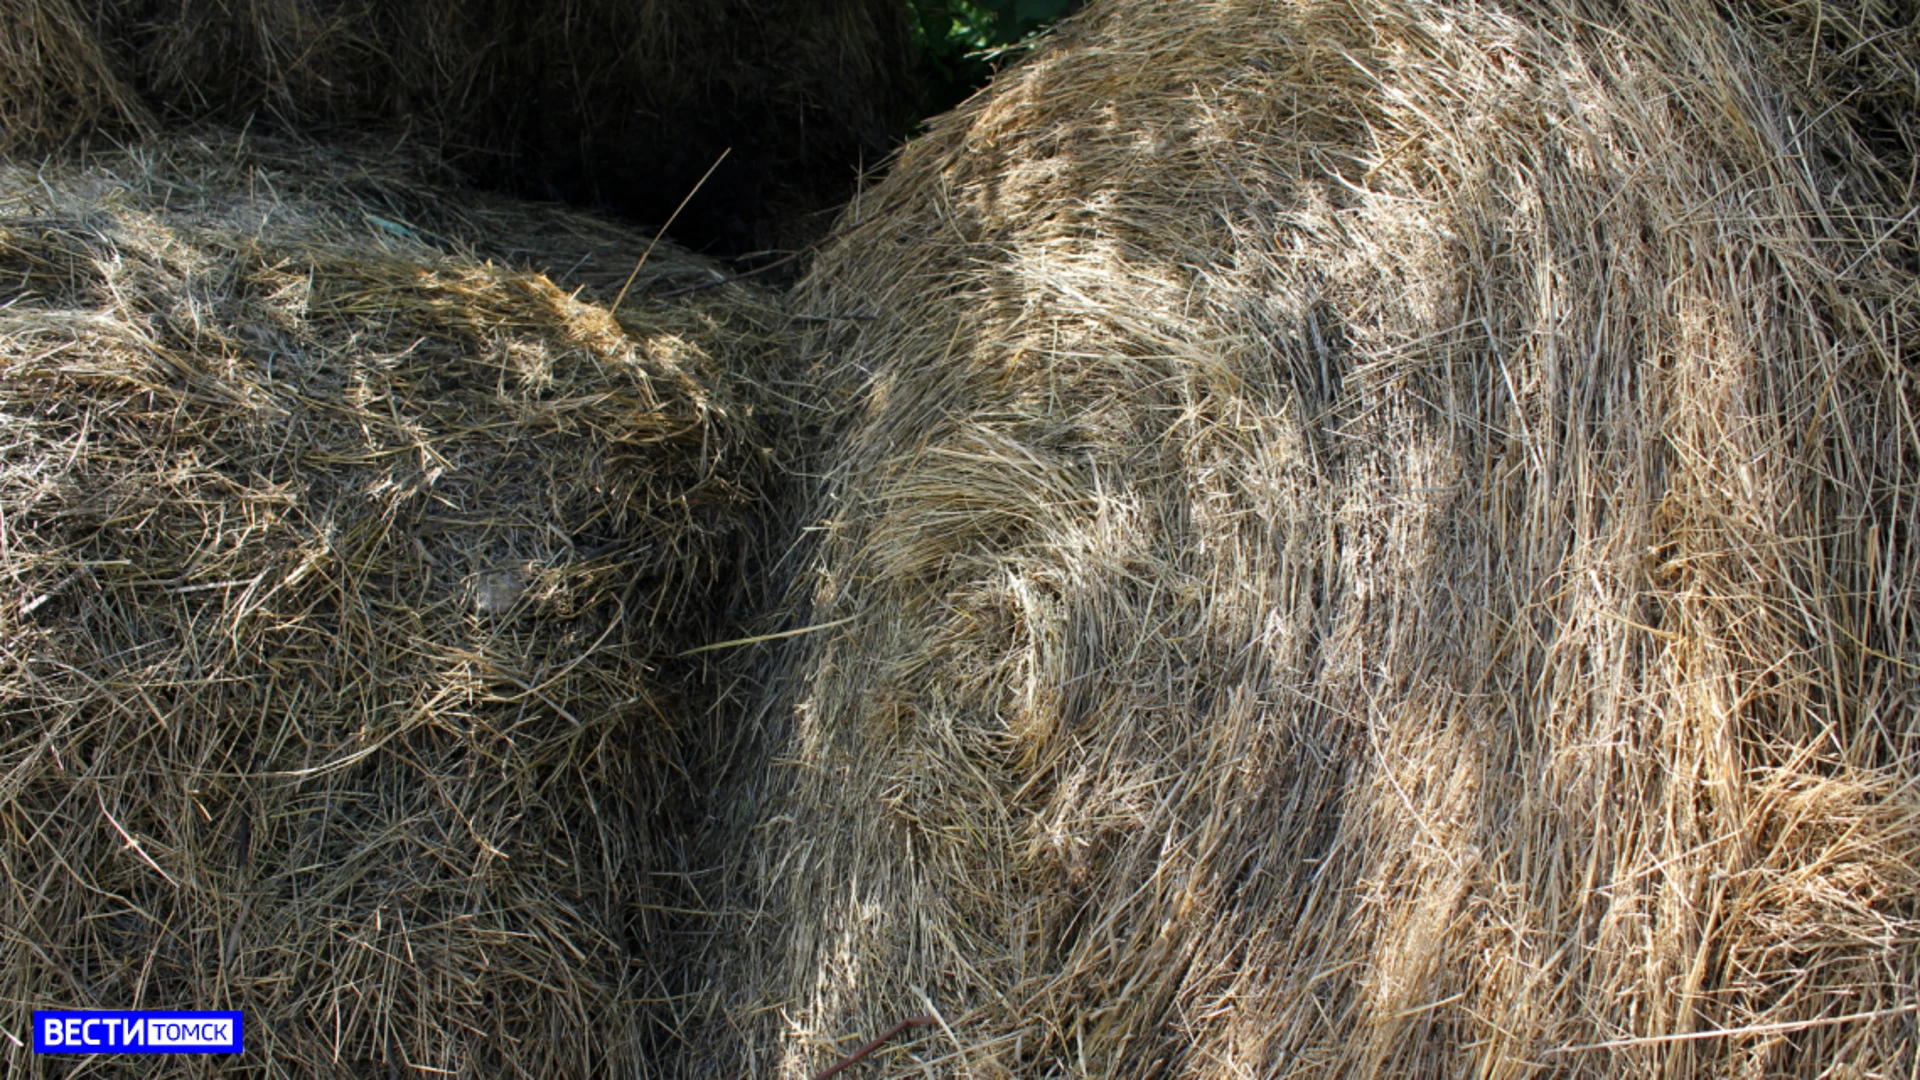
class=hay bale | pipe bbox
[0,134,784,1074]
[709,0,1920,1075]
[2,0,916,251]
[0,0,148,152]
[1737,0,1919,203]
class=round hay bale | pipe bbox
[0,135,784,1074]
[711,0,1920,1076]
[2,0,917,252]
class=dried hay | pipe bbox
[0,0,149,154]
[0,134,784,1074]
[708,0,1920,1075]
[1737,0,1919,204]
[0,0,916,251]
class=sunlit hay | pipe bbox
[708,0,1920,1076]
[0,134,785,1075]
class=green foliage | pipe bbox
[909,0,1076,117]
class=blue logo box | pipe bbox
[34,1011,243,1054]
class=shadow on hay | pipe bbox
[681,0,1920,1076]
[0,136,791,1075]
[2,0,921,255]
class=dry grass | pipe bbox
[702,0,1920,1075]
[1738,0,1919,205]
[0,134,785,1076]
[0,0,149,153]
[0,0,915,250]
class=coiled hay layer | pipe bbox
[0,0,915,251]
[717,0,1920,1075]
[0,137,782,1075]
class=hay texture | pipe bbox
[713,0,1920,1075]
[1737,0,1920,204]
[0,0,148,156]
[1,0,915,251]
[0,136,782,1074]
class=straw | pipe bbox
[695,0,1920,1075]
[0,132,787,1077]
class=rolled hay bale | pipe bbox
[0,135,785,1074]
[711,0,1920,1076]
[1,0,916,252]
